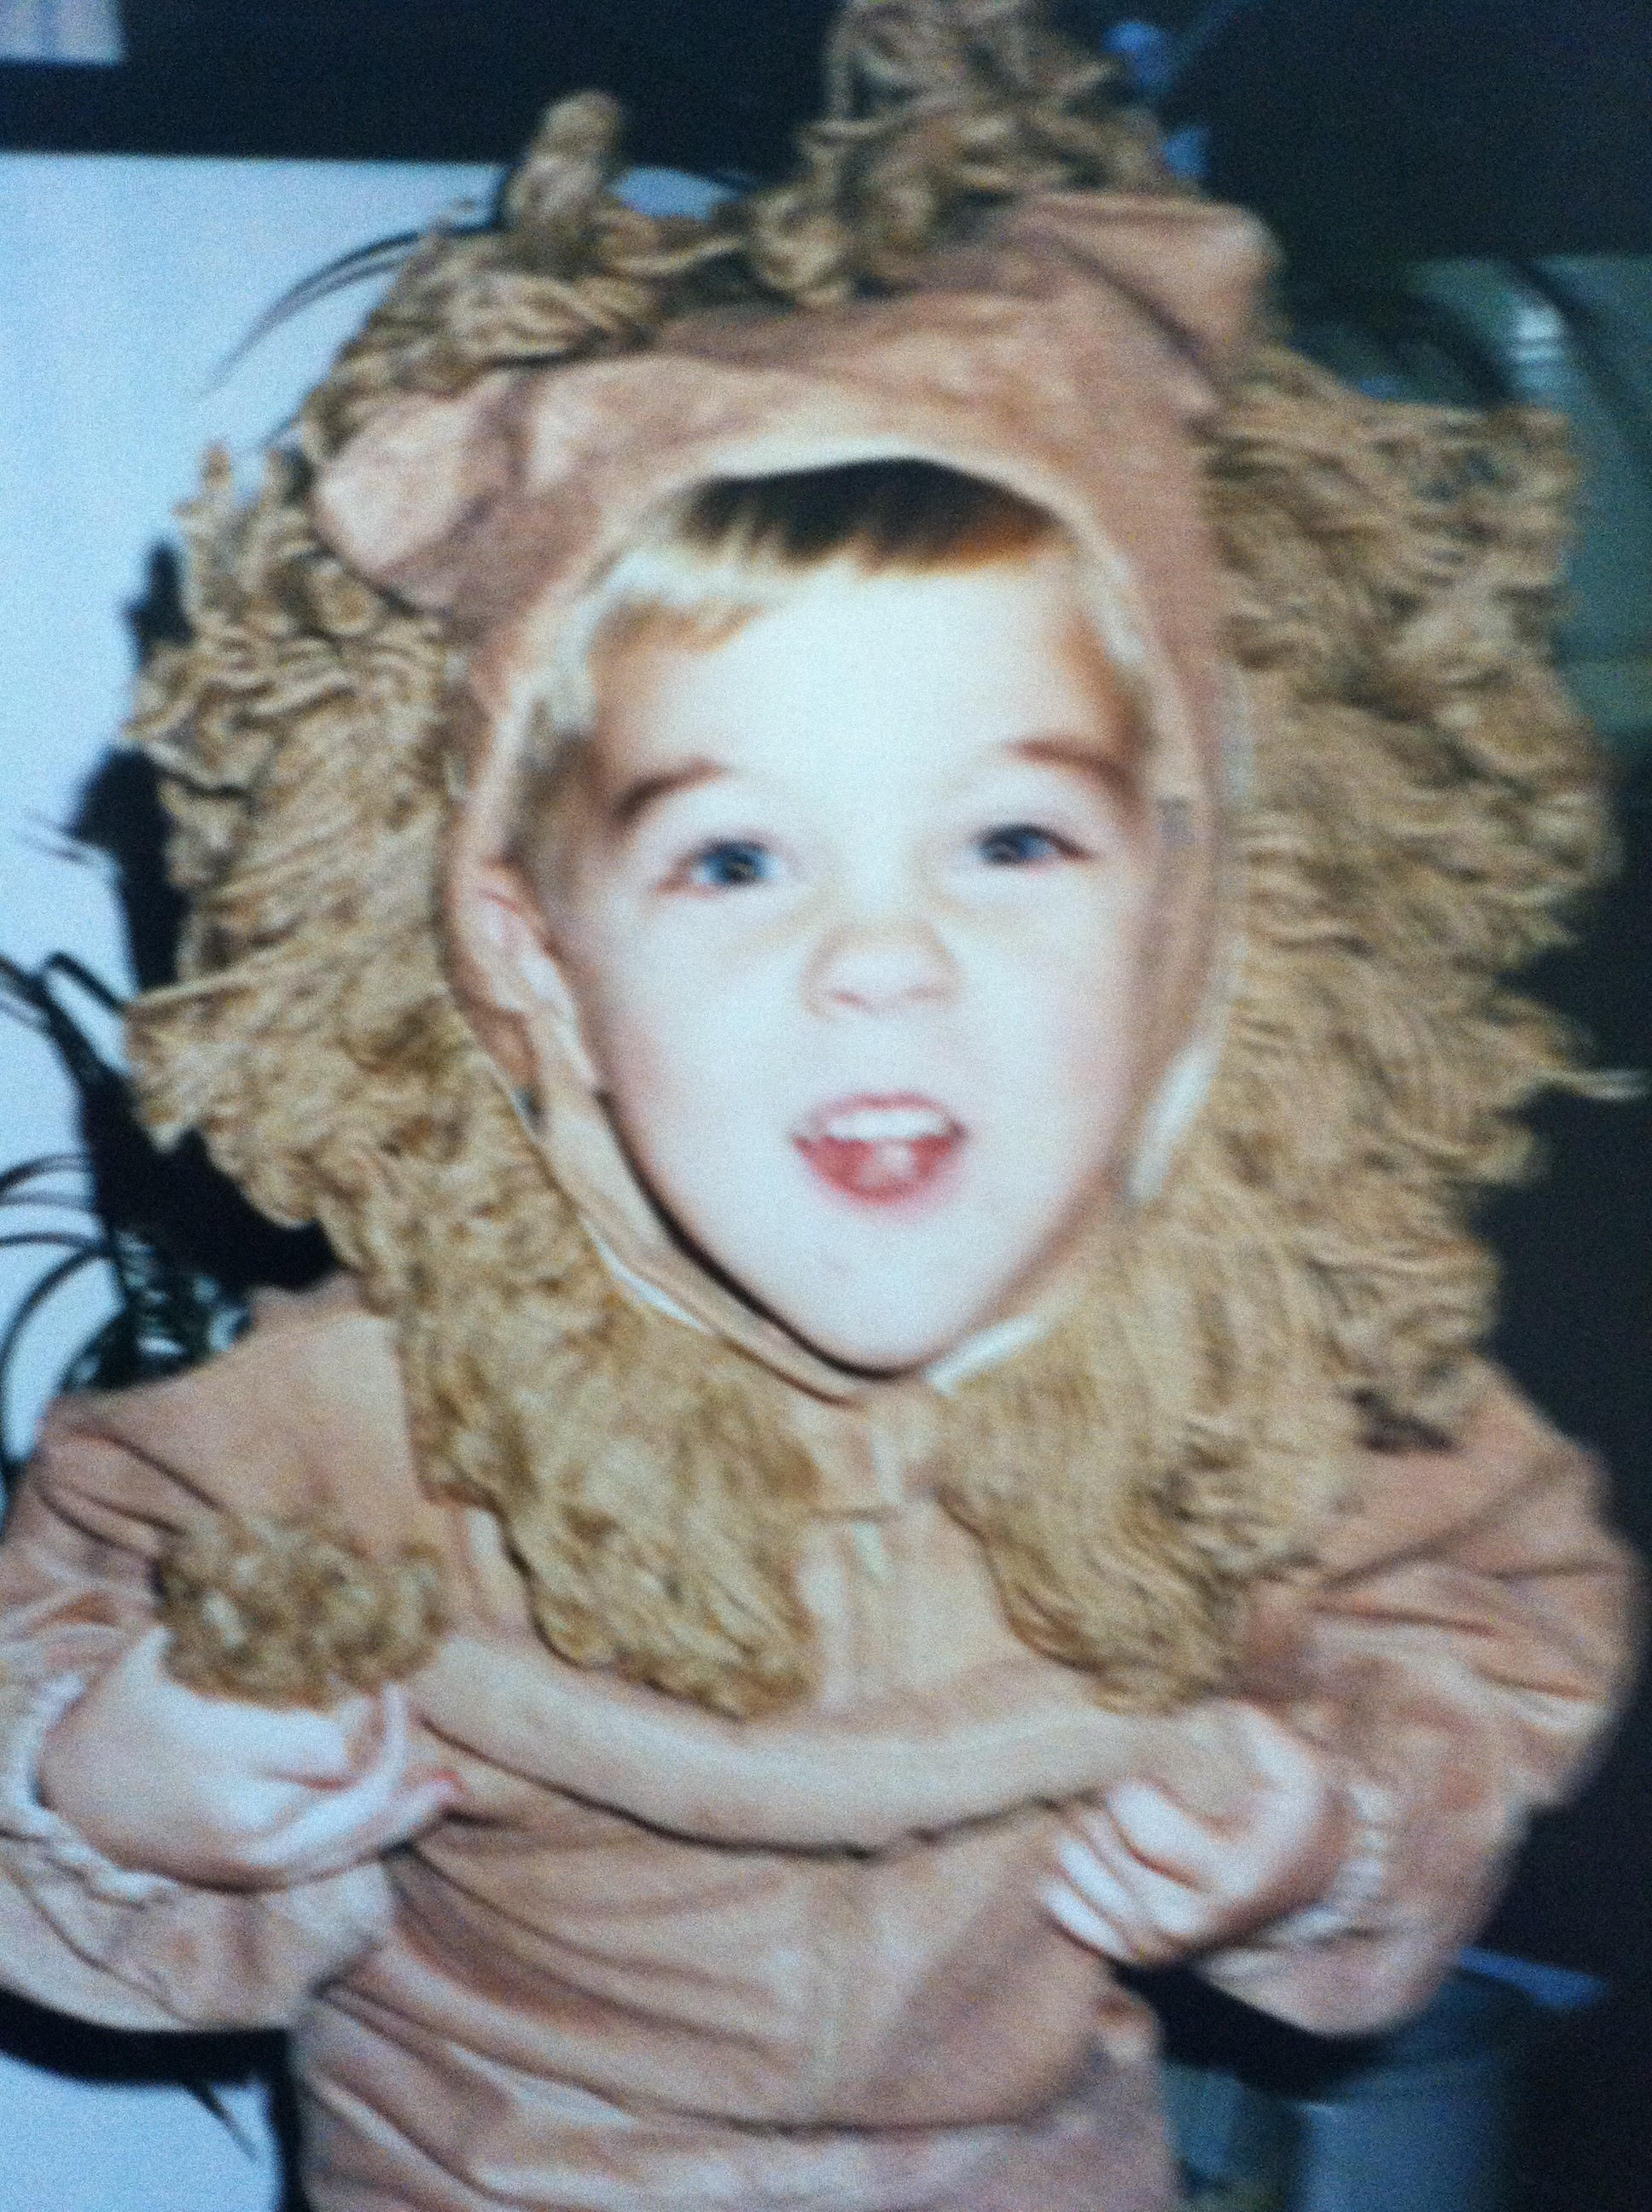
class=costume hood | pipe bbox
[127,143,1602,1717]
[311,190,1272,1392]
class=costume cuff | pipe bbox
[0,1670,181,1906]
[1263,1767,1393,1947]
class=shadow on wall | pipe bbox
[0,1985,302,2211]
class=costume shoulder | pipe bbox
[1209,1365,1640,2034]
[27,1272,431,1545]
[15,1275,452,1707]
[0,1275,407,2026]
[1271,1365,1641,1783]
[1312,1364,1635,1660]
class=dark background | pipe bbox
[3,3,1649,2205]
[2,1,1650,268]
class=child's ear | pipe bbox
[449,859,602,1099]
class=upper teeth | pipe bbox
[819,1104,952,1142]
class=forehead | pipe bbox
[583,554,1137,785]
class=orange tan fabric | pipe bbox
[0,1278,1636,2209]
[0,152,1638,2212]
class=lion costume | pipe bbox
[0,5,1637,2208]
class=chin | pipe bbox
[781,1301,979,1379]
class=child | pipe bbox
[0,4,1637,2207]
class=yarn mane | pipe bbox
[125,0,1608,1717]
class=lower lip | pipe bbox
[794,1124,963,1207]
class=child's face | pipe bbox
[520,552,1156,1373]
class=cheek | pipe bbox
[575,929,784,1151]
[986,897,1147,1125]
[1006,1004,1137,1189]
[589,975,703,1115]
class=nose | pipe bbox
[803,915,957,1016]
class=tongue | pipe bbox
[800,1132,956,1201]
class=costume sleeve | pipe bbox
[1196,1371,1642,2034]
[0,1402,394,2033]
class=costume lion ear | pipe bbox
[1006,193,1277,387]
[311,370,524,611]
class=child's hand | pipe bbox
[1044,1703,1347,1966]
[37,1627,459,1889]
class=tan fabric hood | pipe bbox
[310,189,1273,1385]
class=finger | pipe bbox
[253,1711,367,1785]
[349,1772,461,1861]
[263,1684,411,1792]
[348,1684,412,1789]
[242,1735,415,1877]
[311,1685,416,1816]
[229,1691,409,1871]
[1056,1832,1146,1932]
[1073,1812,1225,1951]
[253,1692,384,1783]
[1102,1781,1230,1887]
[162,1780,316,1877]
[1239,1706,1339,1808]
[259,1767,461,1886]
[1222,1711,1335,1855]
[143,1644,369,1783]
[1043,1877,1139,1962]
[255,1691,451,1868]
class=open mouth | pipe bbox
[793,1094,964,1205]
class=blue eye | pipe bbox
[975,824,1067,866]
[684,840,775,888]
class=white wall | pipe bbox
[0,150,491,1463]
[0,148,715,2212]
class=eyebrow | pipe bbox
[1007,736,1143,814]
[602,732,1143,834]
[605,757,728,833]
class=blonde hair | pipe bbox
[127,0,1610,1717]
[512,457,1147,838]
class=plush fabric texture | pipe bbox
[160,1511,445,1705]
[0,1292,1636,2209]
[124,0,1609,1724]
